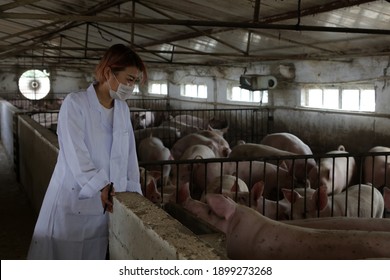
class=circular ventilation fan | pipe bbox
[18,69,50,100]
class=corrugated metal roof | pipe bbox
[0,0,389,69]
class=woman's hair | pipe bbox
[94,44,147,85]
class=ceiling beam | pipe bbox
[0,0,131,58]
[263,0,377,23]
[0,0,41,12]
[1,13,388,35]
[136,0,379,49]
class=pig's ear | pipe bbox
[220,126,229,134]
[279,161,288,171]
[250,181,264,207]
[174,182,190,203]
[230,180,238,192]
[145,180,157,199]
[338,145,345,151]
[222,147,230,157]
[206,194,236,220]
[312,185,328,210]
[383,187,390,210]
[282,188,300,203]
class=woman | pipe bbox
[27,44,147,259]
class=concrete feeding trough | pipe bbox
[109,192,227,260]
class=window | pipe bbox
[181,84,207,98]
[149,81,168,95]
[301,86,375,112]
[132,84,140,94]
[18,69,50,100]
[228,86,268,104]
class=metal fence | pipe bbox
[139,151,390,220]
[132,108,270,148]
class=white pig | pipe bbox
[138,136,173,185]
[170,132,230,159]
[228,143,294,170]
[169,144,218,195]
[250,181,315,220]
[308,145,356,194]
[173,114,207,130]
[200,175,248,203]
[134,126,181,149]
[160,119,201,136]
[130,108,155,129]
[281,183,384,219]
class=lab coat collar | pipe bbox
[85,84,109,130]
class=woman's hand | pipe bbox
[100,183,115,213]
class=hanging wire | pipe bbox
[96,23,112,42]
[296,0,301,29]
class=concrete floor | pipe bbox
[0,142,36,260]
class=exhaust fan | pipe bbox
[239,75,277,91]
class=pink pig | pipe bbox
[308,145,356,194]
[173,182,390,233]
[225,160,294,200]
[364,146,390,189]
[250,181,314,220]
[171,132,230,160]
[200,175,248,202]
[138,136,173,186]
[282,216,390,231]
[260,132,317,182]
[195,193,390,259]
[169,144,221,196]
[281,183,384,219]
[139,167,162,204]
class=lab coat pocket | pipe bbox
[61,185,103,216]
[72,194,103,216]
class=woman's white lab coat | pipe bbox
[27,84,142,260]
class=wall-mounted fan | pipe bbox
[18,69,50,100]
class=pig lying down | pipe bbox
[282,216,390,231]
[281,183,384,219]
[191,193,390,260]
[260,132,317,182]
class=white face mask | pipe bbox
[108,74,135,100]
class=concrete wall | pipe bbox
[0,100,20,160]
[148,56,390,153]
[270,108,390,154]
[110,192,226,260]
[17,115,59,214]
[269,57,390,153]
